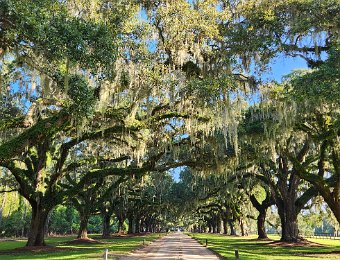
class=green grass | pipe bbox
[0,233,163,260]
[189,233,340,260]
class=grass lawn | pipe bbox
[189,233,340,260]
[0,233,162,260]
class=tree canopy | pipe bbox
[0,0,339,246]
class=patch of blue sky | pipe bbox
[169,166,187,182]
[138,6,149,22]
[146,39,157,53]
[263,54,308,83]
[163,118,185,133]
[8,71,39,113]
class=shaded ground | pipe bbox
[119,232,221,260]
[267,239,324,247]
[0,237,103,254]
[63,238,104,245]
[298,251,340,256]
[100,233,155,239]
[0,246,73,255]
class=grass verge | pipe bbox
[188,233,340,260]
[0,233,163,260]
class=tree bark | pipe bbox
[279,212,299,242]
[239,218,245,236]
[117,218,125,234]
[77,214,89,239]
[268,154,306,242]
[26,204,49,246]
[323,196,340,224]
[228,220,236,235]
[217,218,222,234]
[102,213,111,238]
[208,223,212,233]
[116,214,125,234]
[127,216,135,234]
[135,218,140,234]
[330,148,340,224]
[277,196,299,242]
[257,210,267,239]
[222,217,228,234]
[294,141,340,225]
[146,224,150,233]
[315,148,340,225]
[212,224,216,233]
[249,194,273,239]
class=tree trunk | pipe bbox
[128,216,134,234]
[228,220,236,235]
[280,213,299,242]
[140,219,145,233]
[199,225,202,233]
[222,218,228,234]
[118,221,124,233]
[328,200,340,225]
[249,194,272,239]
[318,189,340,225]
[217,219,222,234]
[257,210,268,239]
[102,213,111,238]
[117,217,125,234]
[277,199,299,242]
[212,224,216,233]
[26,204,49,246]
[135,218,140,234]
[146,224,150,233]
[145,219,152,232]
[239,218,245,236]
[329,149,340,224]
[77,214,89,239]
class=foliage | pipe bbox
[48,205,78,235]
[0,0,339,247]
[288,48,340,105]
[0,209,30,237]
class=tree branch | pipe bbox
[0,188,18,193]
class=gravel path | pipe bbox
[119,232,221,260]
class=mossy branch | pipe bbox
[0,109,71,164]
[0,116,26,130]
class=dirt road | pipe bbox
[119,232,221,260]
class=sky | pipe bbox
[264,55,308,82]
